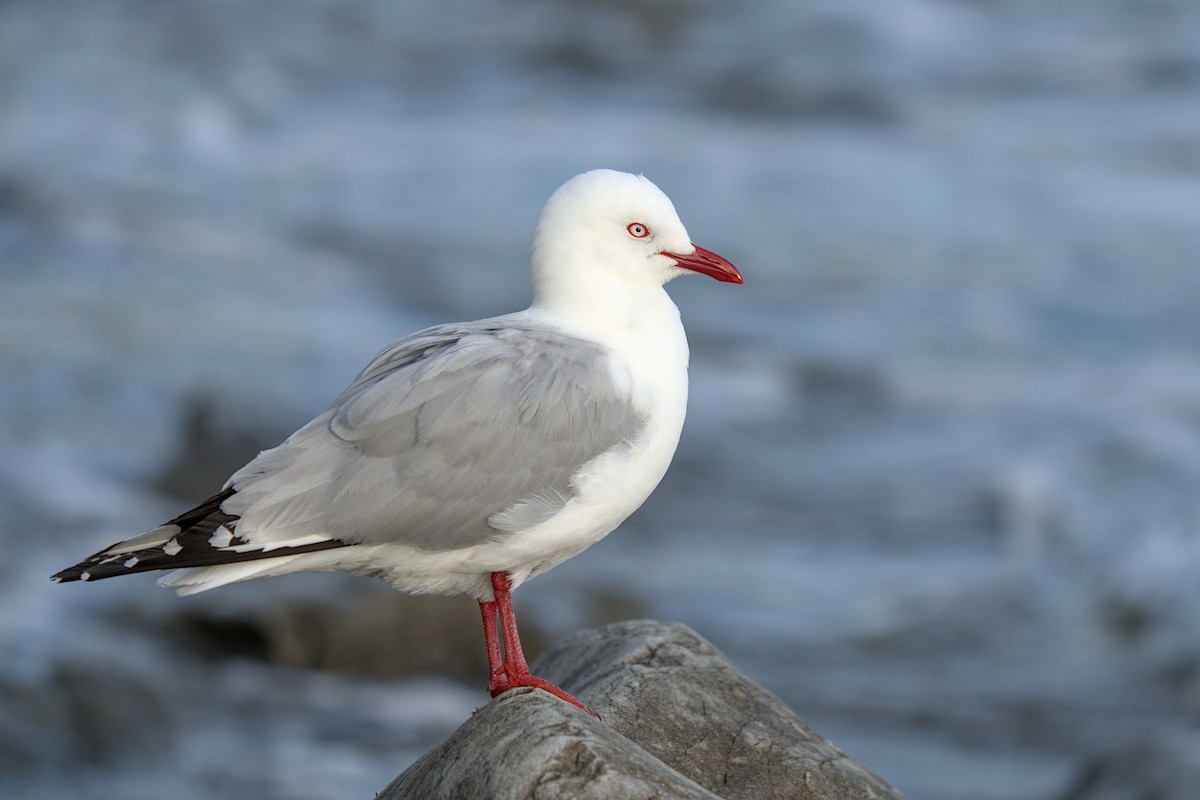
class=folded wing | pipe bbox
[53,319,645,584]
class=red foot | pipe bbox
[488,665,596,716]
[479,571,598,718]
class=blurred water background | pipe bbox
[3,1,1200,798]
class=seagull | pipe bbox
[52,169,742,715]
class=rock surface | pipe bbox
[380,620,903,800]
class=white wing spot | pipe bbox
[163,539,182,556]
[124,556,140,568]
[209,525,233,548]
[80,571,92,581]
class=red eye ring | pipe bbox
[627,222,650,238]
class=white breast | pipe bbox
[470,292,691,587]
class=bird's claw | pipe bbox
[488,667,598,718]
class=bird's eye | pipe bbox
[627,222,650,239]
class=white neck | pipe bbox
[531,278,686,359]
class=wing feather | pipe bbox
[230,319,645,551]
[53,317,646,586]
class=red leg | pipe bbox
[479,598,511,695]
[477,571,597,717]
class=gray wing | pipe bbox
[224,319,645,551]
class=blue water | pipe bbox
[3,1,1200,798]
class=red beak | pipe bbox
[662,244,743,284]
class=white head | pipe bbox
[529,170,741,319]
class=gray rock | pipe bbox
[380,620,903,800]
[381,689,722,800]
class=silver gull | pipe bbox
[52,168,743,714]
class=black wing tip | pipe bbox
[50,539,354,587]
[50,564,91,583]
[50,486,352,586]
[50,486,242,587]
[51,554,132,584]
